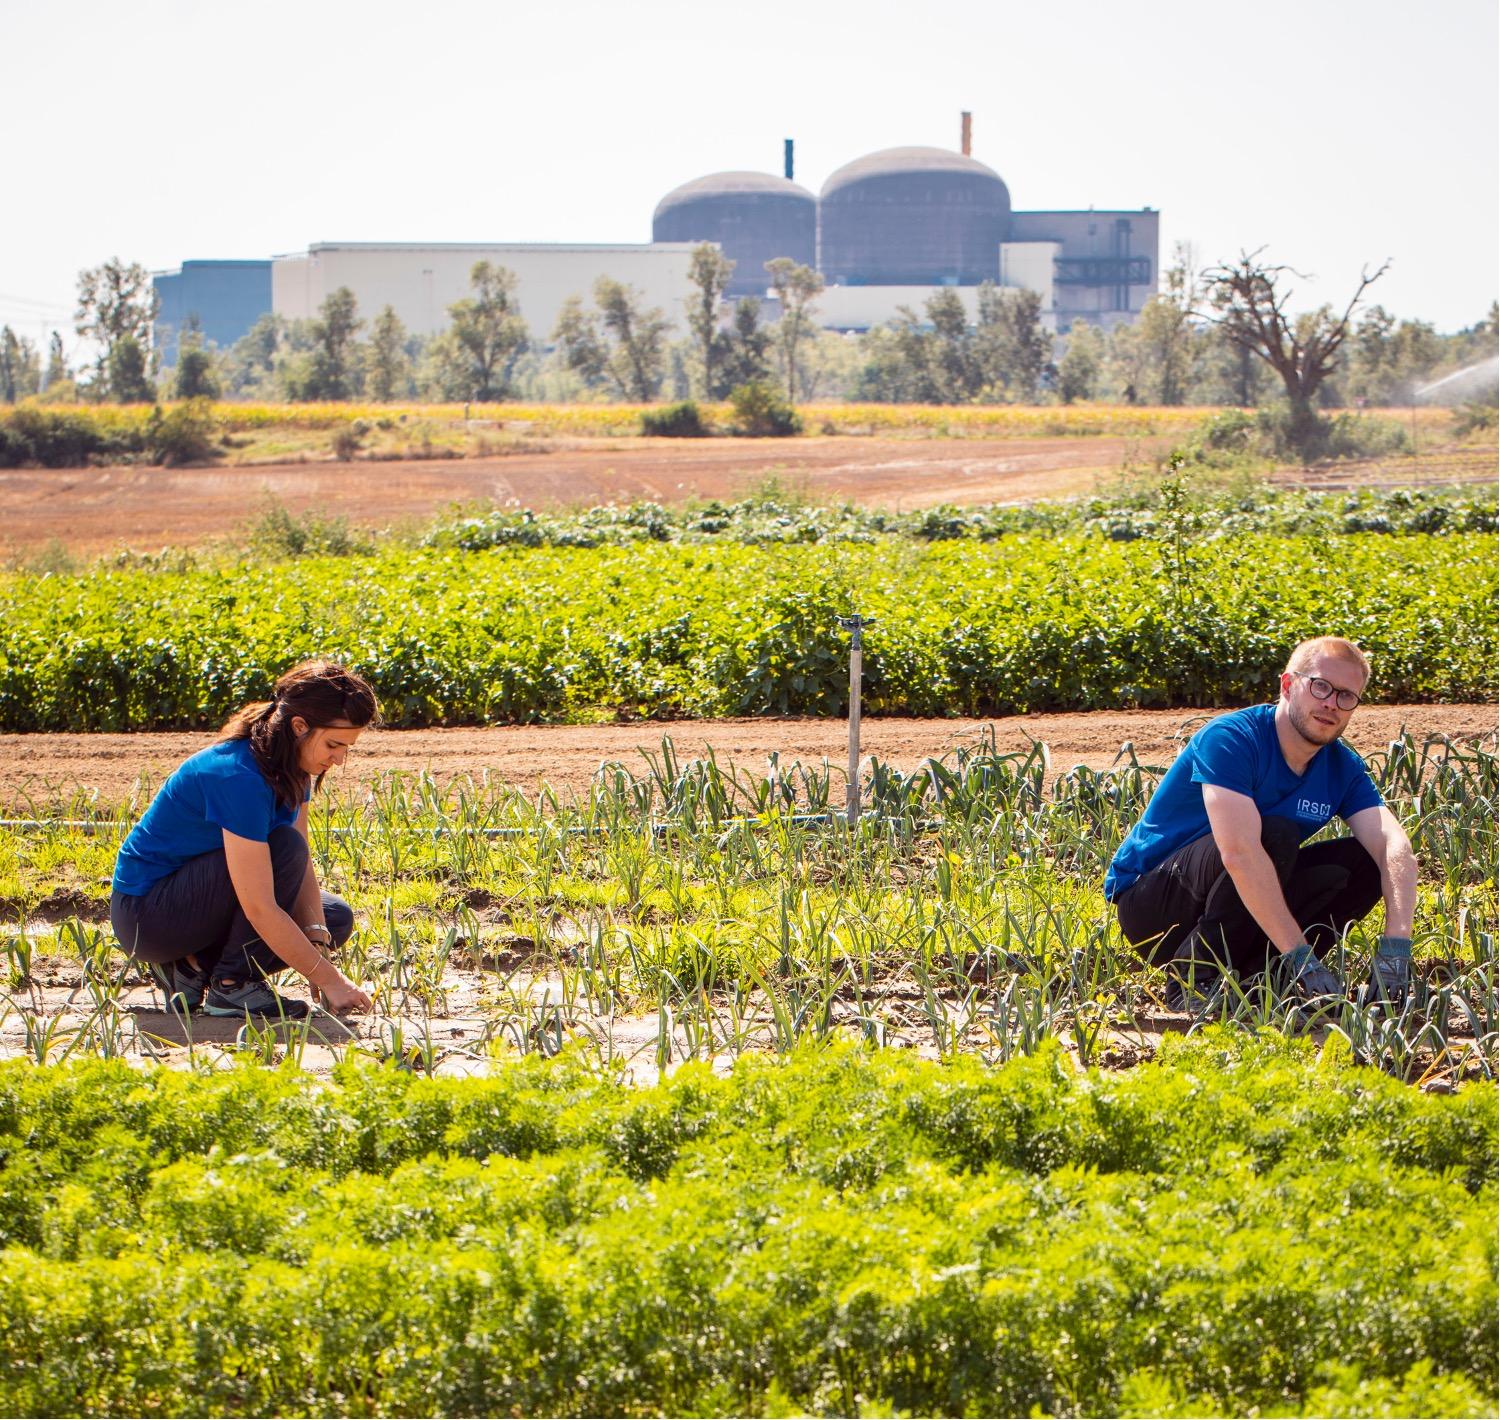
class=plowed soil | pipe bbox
[4,430,1490,561]
[0,435,1174,558]
[3,706,1493,812]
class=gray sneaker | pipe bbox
[1164,936,1225,1015]
[202,976,311,1020]
[146,959,206,1014]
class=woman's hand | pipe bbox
[317,973,372,1014]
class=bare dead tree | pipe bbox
[1201,249,1389,446]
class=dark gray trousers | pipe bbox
[1114,815,1382,977]
[111,825,353,981]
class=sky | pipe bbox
[2,0,1496,362]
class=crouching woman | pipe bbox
[110,659,377,1019]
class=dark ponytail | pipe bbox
[221,660,379,808]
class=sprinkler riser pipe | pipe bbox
[848,642,862,828]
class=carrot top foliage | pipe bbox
[0,1036,1492,1418]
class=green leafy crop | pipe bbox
[0,530,1492,730]
[0,1038,1492,1417]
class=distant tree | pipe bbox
[75,257,158,396]
[868,292,975,403]
[685,244,735,398]
[303,287,362,400]
[1203,248,1387,450]
[172,345,219,399]
[1057,319,1104,404]
[923,289,981,402]
[223,313,285,396]
[852,324,925,402]
[552,296,612,392]
[447,263,528,400]
[596,278,668,400]
[849,287,1056,404]
[173,320,220,399]
[107,334,155,402]
[0,326,40,402]
[1133,244,1201,404]
[42,331,69,392]
[718,298,772,390]
[365,305,411,401]
[766,258,823,399]
[1345,305,1445,404]
[554,279,669,400]
[977,284,1051,401]
[1192,322,1276,407]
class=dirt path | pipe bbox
[0,434,1168,557]
[3,706,1493,811]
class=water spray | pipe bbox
[1412,356,1499,403]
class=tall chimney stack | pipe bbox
[784,138,794,180]
[961,111,972,156]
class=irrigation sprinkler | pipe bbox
[836,615,875,828]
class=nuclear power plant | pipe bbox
[153,118,1159,363]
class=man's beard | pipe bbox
[1287,698,1343,747]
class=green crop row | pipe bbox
[426,485,1498,552]
[0,531,1492,731]
[0,1035,1492,1418]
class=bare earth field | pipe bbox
[3,706,1494,812]
[0,434,1168,557]
[2,431,1490,559]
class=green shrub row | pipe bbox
[0,1036,1492,1417]
[425,485,1497,552]
[0,532,1492,730]
[0,402,220,469]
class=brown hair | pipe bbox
[221,659,380,809]
[1284,637,1372,684]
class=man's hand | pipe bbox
[1281,942,1346,1004]
[1371,934,1412,1004]
[317,973,372,1014]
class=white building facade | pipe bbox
[271,242,703,342]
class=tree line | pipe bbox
[2,247,1494,414]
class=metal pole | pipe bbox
[837,615,874,828]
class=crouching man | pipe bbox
[1105,637,1417,1010]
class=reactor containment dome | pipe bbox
[652,171,816,299]
[818,146,1011,287]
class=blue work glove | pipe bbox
[1281,942,1345,1004]
[1370,935,1412,1004]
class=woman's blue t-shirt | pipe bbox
[112,738,302,896]
[1104,702,1382,901]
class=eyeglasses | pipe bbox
[1290,671,1362,712]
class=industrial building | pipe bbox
[153,259,272,365]
[153,119,1158,360]
[272,242,700,348]
[651,169,817,300]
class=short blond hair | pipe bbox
[1285,636,1371,683]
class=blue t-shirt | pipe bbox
[112,738,304,896]
[1104,703,1382,900]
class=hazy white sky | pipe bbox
[2,0,1495,357]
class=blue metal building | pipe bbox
[153,259,272,364]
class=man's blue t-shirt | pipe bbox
[112,738,303,896]
[1104,703,1382,900]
